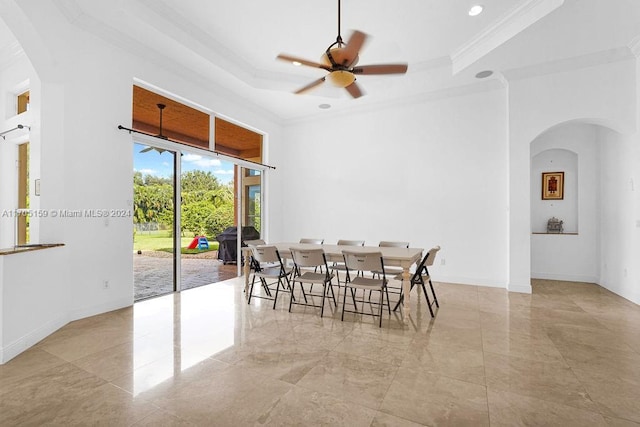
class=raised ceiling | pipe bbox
[132,85,262,160]
[2,0,640,121]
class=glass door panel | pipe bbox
[180,153,236,290]
[133,142,176,300]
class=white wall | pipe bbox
[530,123,600,283]
[279,89,510,288]
[599,126,640,304]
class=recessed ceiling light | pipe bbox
[475,70,493,79]
[468,5,484,16]
[292,61,302,66]
[318,104,331,109]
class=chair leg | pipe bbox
[341,283,348,321]
[288,281,296,312]
[350,288,358,311]
[421,282,435,317]
[273,278,281,310]
[429,279,439,308]
[384,286,391,314]
[248,276,256,304]
[320,283,326,318]
[378,287,384,327]
[328,280,337,306]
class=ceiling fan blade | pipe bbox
[277,54,330,71]
[139,146,154,153]
[345,81,364,99]
[295,77,326,94]
[352,64,408,75]
[341,30,367,66]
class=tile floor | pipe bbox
[1,278,640,426]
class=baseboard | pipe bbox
[531,272,598,283]
[436,275,506,289]
[508,283,532,294]
[68,297,132,323]
[1,314,70,364]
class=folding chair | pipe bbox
[289,247,337,317]
[394,246,441,317]
[248,245,292,309]
[341,250,390,327]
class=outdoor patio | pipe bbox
[133,250,239,300]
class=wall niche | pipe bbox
[531,148,578,233]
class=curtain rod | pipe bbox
[1,124,30,140]
[117,125,276,170]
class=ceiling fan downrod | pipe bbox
[156,103,168,140]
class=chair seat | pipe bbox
[295,271,335,284]
[255,266,292,279]
[348,277,385,290]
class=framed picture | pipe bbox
[542,172,564,200]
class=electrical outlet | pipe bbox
[103,280,109,289]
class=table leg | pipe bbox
[402,266,411,323]
[243,251,251,294]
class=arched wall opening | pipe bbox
[529,120,623,285]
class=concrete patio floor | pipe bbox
[133,251,239,300]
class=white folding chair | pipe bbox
[248,245,292,309]
[341,250,390,327]
[289,247,337,317]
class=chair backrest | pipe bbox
[424,246,441,267]
[291,247,327,268]
[337,239,365,246]
[250,245,280,264]
[413,246,441,279]
[379,241,410,248]
[245,239,266,247]
[299,238,324,244]
[342,250,384,274]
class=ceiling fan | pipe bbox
[277,0,408,98]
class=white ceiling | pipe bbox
[2,0,640,121]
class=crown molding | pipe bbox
[451,0,564,74]
[502,47,634,82]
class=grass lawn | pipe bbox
[134,231,219,253]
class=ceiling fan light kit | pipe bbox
[277,0,407,98]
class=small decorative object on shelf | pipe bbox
[547,217,564,233]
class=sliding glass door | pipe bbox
[133,142,177,300]
[179,152,237,290]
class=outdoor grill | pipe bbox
[216,226,260,264]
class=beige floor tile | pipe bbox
[545,323,636,352]
[380,368,489,426]
[0,347,67,392]
[296,351,399,409]
[604,416,640,426]
[0,362,108,425]
[71,334,176,382]
[484,352,598,412]
[402,340,485,386]
[233,347,330,384]
[481,328,565,363]
[255,386,377,426]
[487,389,607,426]
[371,411,426,426]
[132,410,195,426]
